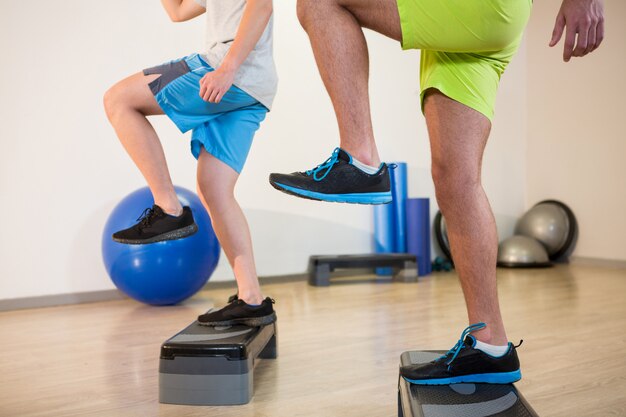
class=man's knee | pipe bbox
[297,0,336,29]
[197,178,233,209]
[196,181,218,211]
[102,87,116,119]
[432,160,479,208]
[103,84,124,120]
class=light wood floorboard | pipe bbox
[1,264,625,417]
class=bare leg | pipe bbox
[296,0,402,166]
[299,0,508,343]
[103,73,182,215]
[196,150,263,305]
[424,90,506,345]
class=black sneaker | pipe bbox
[400,323,522,385]
[198,297,277,327]
[227,293,238,303]
[269,148,392,204]
[112,205,198,244]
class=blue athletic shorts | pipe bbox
[143,54,268,173]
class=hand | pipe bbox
[199,67,236,103]
[549,0,604,62]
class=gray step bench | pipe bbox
[308,253,418,286]
[159,320,277,406]
[398,350,539,417]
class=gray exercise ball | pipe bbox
[440,217,450,254]
[497,235,551,268]
[434,211,452,261]
[515,202,570,257]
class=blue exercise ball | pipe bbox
[102,186,220,305]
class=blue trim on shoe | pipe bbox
[274,182,392,204]
[403,369,522,386]
[440,323,486,368]
[306,148,341,181]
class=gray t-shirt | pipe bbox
[194,0,278,110]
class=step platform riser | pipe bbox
[159,321,277,406]
[309,253,419,286]
[398,351,538,417]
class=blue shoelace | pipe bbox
[306,148,341,181]
[438,322,486,371]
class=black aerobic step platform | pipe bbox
[308,253,418,286]
[398,351,538,417]
[159,320,277,406]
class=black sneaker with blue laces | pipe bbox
[198,297,277,327]
[269,148,392,204]
[112,205,198,244]
[400,323,522,385]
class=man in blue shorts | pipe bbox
[269,0,604,384]
[104,0,278,326]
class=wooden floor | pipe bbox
[1,264,625,417]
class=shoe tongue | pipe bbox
[337,148,352,163]
[464,335,477,348]
[152,205,165,216]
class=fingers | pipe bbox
[594,17,605,51]
[199,82,224,103]
[199,76,210,101]
[199,78,217,103]
[585,24,596,55]
[557,1,605,61]
[563,24,577,62]
[574,14,604,57]
[202,86,218,102]
[208,88,221,103]
[198,72,230,103]
[200,82,212,101]
[573,21,589,57]
[549,13,565,47]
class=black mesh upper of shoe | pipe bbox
[112,205,195,241]
[400,337,520,380]
[198,297,275,323]
[269,149,390,194]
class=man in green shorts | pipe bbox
[270,0,604,384]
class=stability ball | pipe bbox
[102,186,220,305]
[497,235,551,268]
[434,211,452,261]
[515,200,578,261]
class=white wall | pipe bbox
[526,0,626,261]
[0,0,527,300]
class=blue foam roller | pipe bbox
[374,203,394,275]
[406,198,432,276]
[391,162,408,253]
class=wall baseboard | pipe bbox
[0,289,127,312]
[570,256,626,269]
[0,274,309,312]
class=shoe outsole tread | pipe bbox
[402,369,522,385]
[270,181,392,205]
[112,223,198,245]
[197,312,277,327]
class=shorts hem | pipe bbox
[154,95,192,133]
[420,83,494,121]
[191,140,244,174]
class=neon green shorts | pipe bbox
[397,0,532,120]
